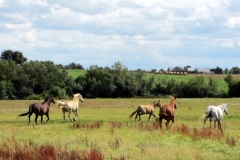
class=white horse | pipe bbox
[57,93,84,122]
[203,103,228,128]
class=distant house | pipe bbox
[195,68,213,74]
[167,67,174,72]
[184,66,192,72]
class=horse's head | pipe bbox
[42,95,56,105]
[170,96,177,109]
[73,93,84,103]
[50,95,56,104]
[153,100,161,108]
[223,104,228,115]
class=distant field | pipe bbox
[0,98,239,159]
[67,69,86,79]
[67,70,230,93]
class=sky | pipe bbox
[0,0,240,71]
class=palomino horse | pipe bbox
[203,103,228,129]
[129,100,161,122]
[18,96,56,124]
[159,96,177,129]
[57,93,84,122]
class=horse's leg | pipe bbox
[68,111,73,122]
[41,115,43,124]
[73,111,78,121]
[46,114,49,123]
[138,114,141,121]
[148,114,152,122]
[214,120,216,128]
[135,111,141,121]
[62,110,66,120]
[203,116,208,128]
[152,113,157,118]
[148,113,156,122]
[35,114,38,124]
[75,110,79,118]
[169,116,175,128]
[165,120,169,129]
[209,119,212,128]
[28,112,33,125]
[159,117,163,129]
[217,120,221,129]
[135,112,138,121]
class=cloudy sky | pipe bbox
[0,0,240,70]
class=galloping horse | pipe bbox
[57,93,84,122]
[203,103,228,128]
[129,100,161,122]
[18,96,56,124]
[159,96,177,129]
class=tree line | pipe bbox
[1,50,240,99]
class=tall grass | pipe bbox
[0,98,240,159]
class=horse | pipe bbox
[203,103,228,129]
[129,100,161,122]
[159,96,177,129]
[57,93,84,122]
[18,96,56,124]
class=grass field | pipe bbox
[0,98,240,159]
[66,69,230,94]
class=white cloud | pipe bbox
[17,0,47,6]
[0,0,5,7]
[0,0,240,70]
[225,16,240,28]
[218,39,234,48]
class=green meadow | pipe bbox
[67,69,229,94]
[0,98,240,159]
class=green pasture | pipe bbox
[67,69,86,79]
[0,98,240,159]
[67,69,229,93]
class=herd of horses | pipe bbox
[18,94,229,129]
[18,93,84,124]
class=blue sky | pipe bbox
[0,0,240,70]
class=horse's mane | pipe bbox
[218,103,227,108]
[42,96,50,104]
[73,93,81,98]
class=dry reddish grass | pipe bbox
[0,137,104,160]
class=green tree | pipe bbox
[1,50,27,65]
[14,60,75,99]
[230,67,240,74]
[224,68,229,74]
[64,62,84,69]
[0,60,17,99]
[211,66,223,74]
[224,74,240,97]
[224,74,233,85]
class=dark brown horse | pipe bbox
[159,96,177,129]
[18,96,56,124]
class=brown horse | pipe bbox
[129,100,161,122]
[18,96,56,124]
[159,96,177,129]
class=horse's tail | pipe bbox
[18,112,29,117]
[201,114,206,119]
[129,110,137,118]
[18,103,34,117]
[57,101,65,112]
[202,109,212,119]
